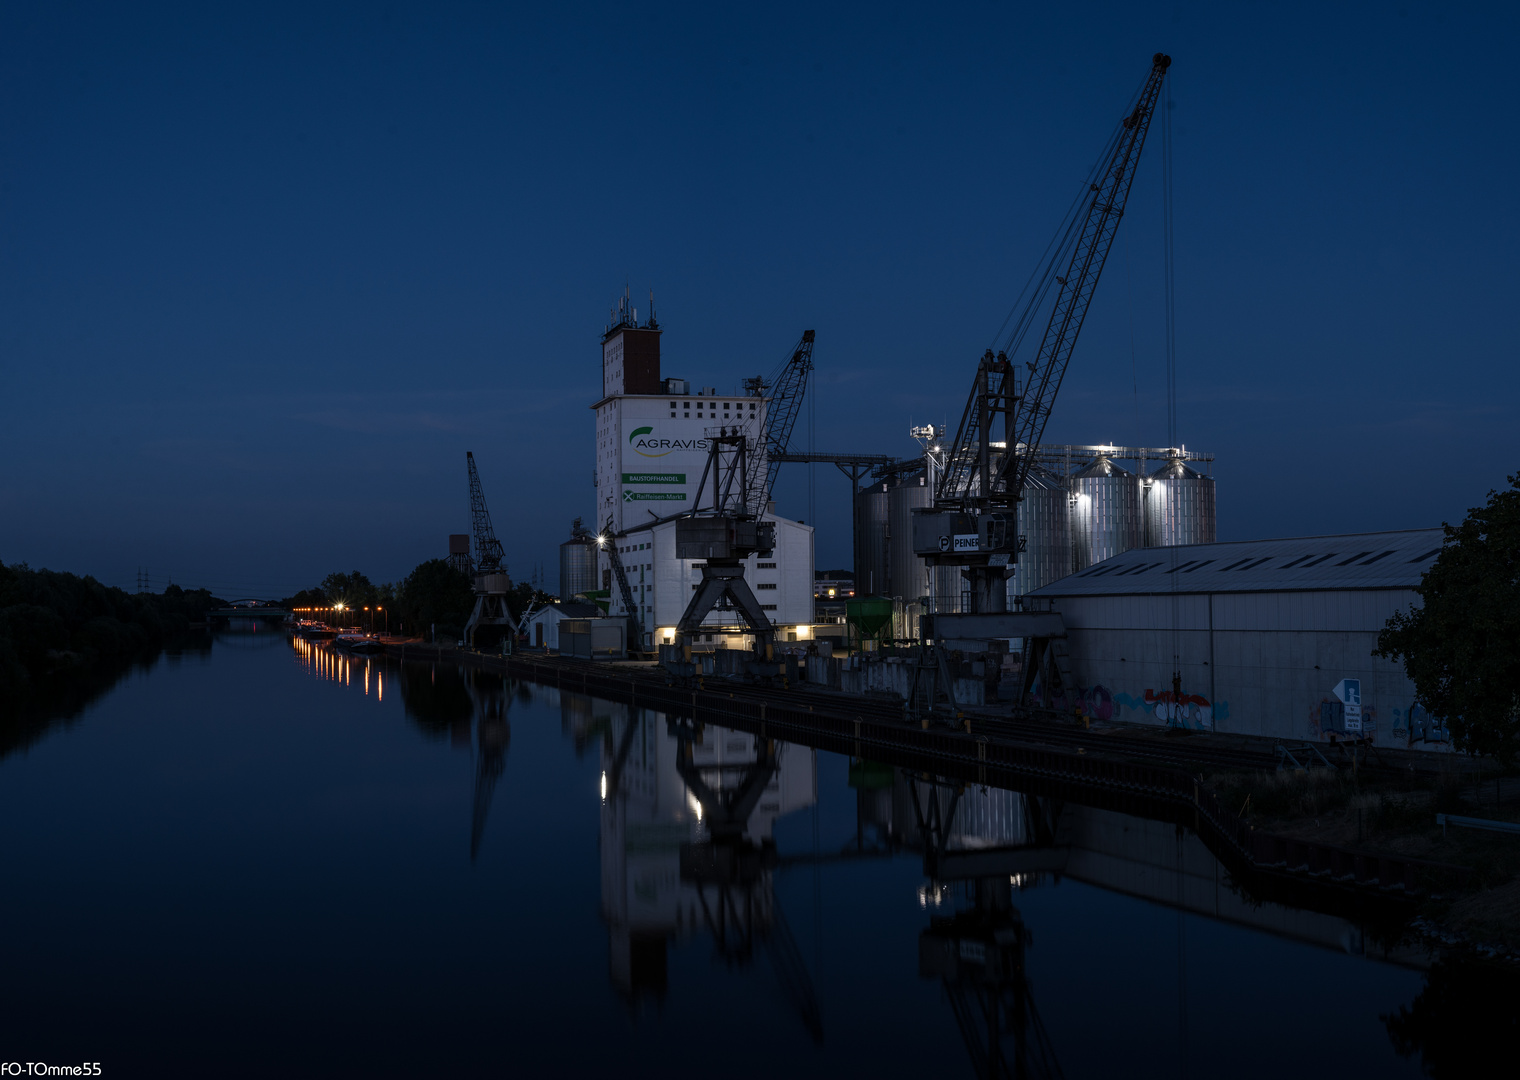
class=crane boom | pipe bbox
[467,451,506,574]
[937,53,1170,511]
[746,330,814,511]
[600,516,641,630]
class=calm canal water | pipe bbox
[1,623,1441,1078]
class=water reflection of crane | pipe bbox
[599,708,823,1044]
[898,774,1066,1079]
[670,716,824,1044]
[464,670,511,862]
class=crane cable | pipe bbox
[1163,69,1185,730]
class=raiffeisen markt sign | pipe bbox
[627,425,709,459]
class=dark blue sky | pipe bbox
[3,1,1515,597]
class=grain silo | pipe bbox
[558,518,599,599]
[1071,455,1141,571]
[888,471,934,600]
[1013,464,1072,596]
[1144,454,1217,547]
[853,482,891,597]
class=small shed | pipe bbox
[522,602,603,651]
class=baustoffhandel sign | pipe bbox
[624,491,687,502]
[622,473,686,484]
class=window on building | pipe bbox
[757,562,776,569]
[757,583,777,590]
[761,604,777,611]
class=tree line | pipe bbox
[0,562,222,692]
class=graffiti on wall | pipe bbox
[1390,700,1450,746]
[1032,679,1229,731]
[1106,688,1226,730]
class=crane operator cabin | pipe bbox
[591,294,814,649]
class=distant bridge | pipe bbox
[207,603,289,620]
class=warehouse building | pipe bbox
[1024,528,1450,749]
[590,294,814,646]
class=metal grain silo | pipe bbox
[559,528,599,599]
[1071,455,1141,571]
[1013,464,1072,595]
[854,482,891,597]
[1145,454,1217,547]
[888,472,934,601]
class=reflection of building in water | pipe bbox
[857,766,1430,1078]
[599,709,816,1027]
[859,767,1432,964]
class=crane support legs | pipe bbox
[676,561,776,653]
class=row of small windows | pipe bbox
[668,401,757,410]
[670,401,759,419]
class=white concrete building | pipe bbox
[1025,528,1450,749]
[604,513,815,645]
[590,304,815,644]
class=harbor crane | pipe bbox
[467,451,505,573]
[907,52,1171,714]
[668,429,779,665]
[464,451,513,648]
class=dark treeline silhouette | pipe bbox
[0,561,222,692]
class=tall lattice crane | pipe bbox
[467,451,506,575]
[464,451,511,648]
[913,53,1171,614]
[744,329,814,511]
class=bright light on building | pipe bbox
[600,771,607,800]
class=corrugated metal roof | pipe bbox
[1028,528,1444,597]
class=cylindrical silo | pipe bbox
[854,482,891,597]
[559,524,599,599]
[1145,454,1217,547]
[888,471,934,601]
[1013,464,1072,596]
[1071,455,1141,571]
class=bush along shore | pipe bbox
[0,561,222,695]
[1204,761,1520,953]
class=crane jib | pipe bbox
[921,53,1169,561]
